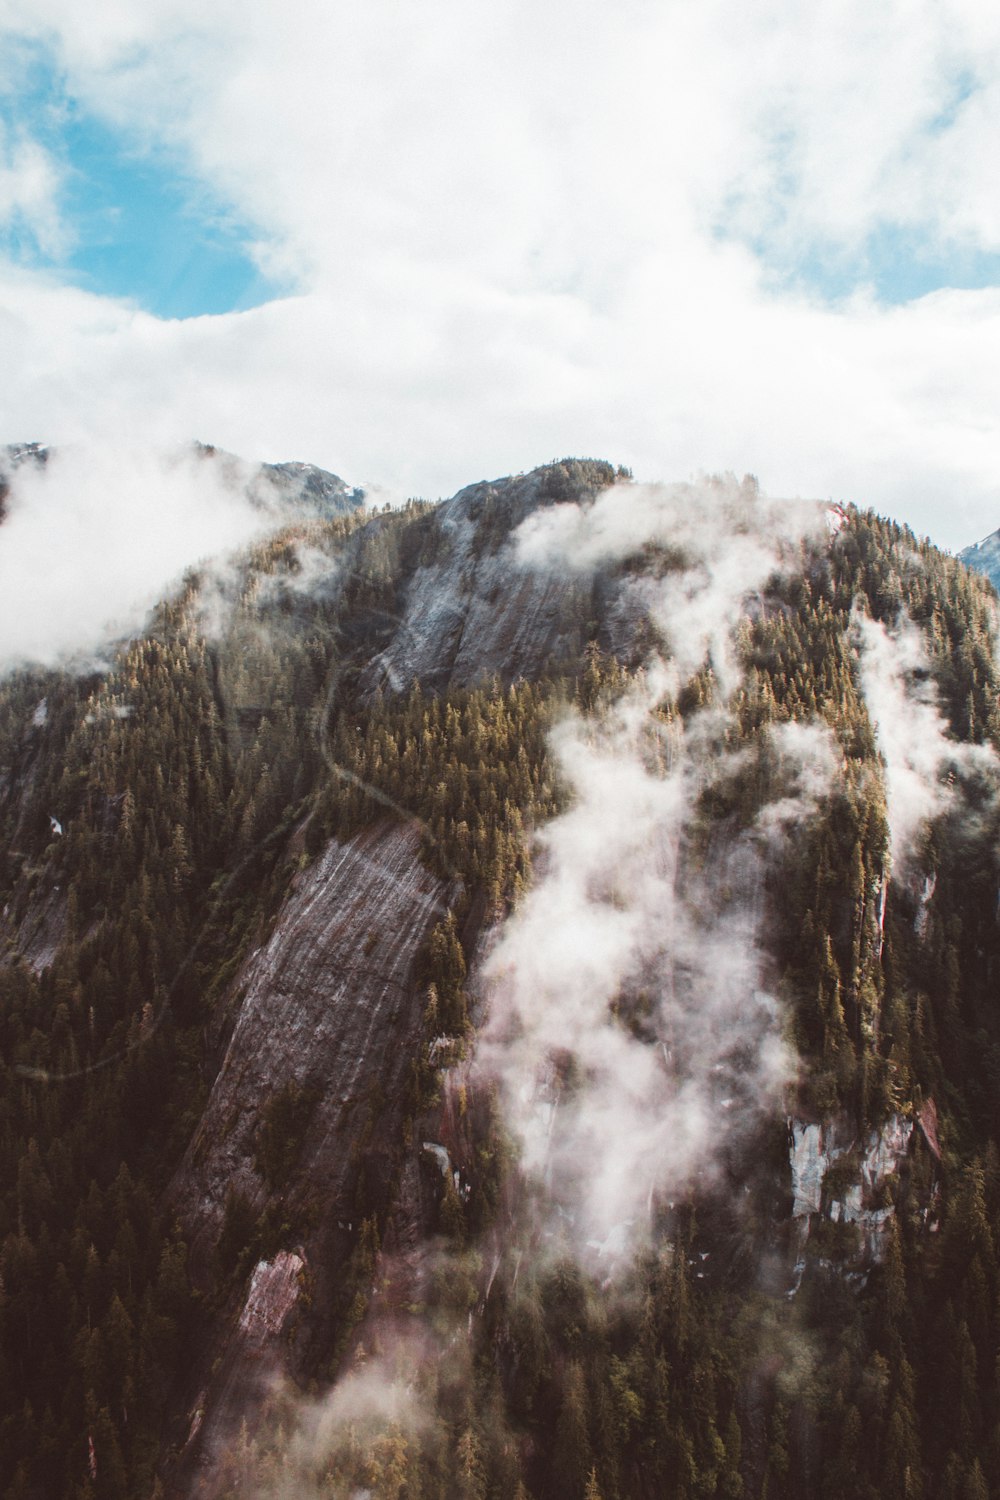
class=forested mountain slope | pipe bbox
[1,459,999,1499]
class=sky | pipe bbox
[2,0,1000,552]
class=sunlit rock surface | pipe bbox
[959,527,1000,592]
[360,463,638,695]
[0,885,67,975]
[173,821,450,1251]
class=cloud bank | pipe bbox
[0,442,295,669]
[2,1,1000,546]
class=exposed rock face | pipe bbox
[360,462,632,695]
[857,1114,913,1195]
[0,688,70,975]
[915,871,937,937]
[917,1096,942,1159]
[174,820,450,1255]
[788,1112,918,1260]
[177,1251,307,1495]
[789,1121,828,1218]
[237,1251,305,1344]
[167,819,452,1493]
[0,885,67,975]
[0,442,48,472]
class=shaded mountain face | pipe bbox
[1,458,1000,1500]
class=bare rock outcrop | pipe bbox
[361,462,624,695]
[167,819,452,1493]
[788,1111,931,1263]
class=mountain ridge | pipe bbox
[0,459,998,1498]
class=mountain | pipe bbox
[0,458,999,1499]
[959,528,1000,593]
[192,443,366,518]
[0,441,365,529]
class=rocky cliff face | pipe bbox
[166,820,452,1494]
[0,882,67,975]
[359,461,639,695]
[254,457,365,518]
[788,1104,941,1276]
[789,1115,911,1252]
[0,687,70,973]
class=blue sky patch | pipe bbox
[714,64,998,309]
[0,56,285,319]
[778,223,1000,306]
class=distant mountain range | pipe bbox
[959,527,1000,591]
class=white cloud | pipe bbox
[478,480,830,1259]
[0,441,289,669]
[855,608,998,871]
[516,475,827,695]
[756,718,841,841]
[0,121,65,256]
[480,681,793,1257]
[0,0,999,550]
